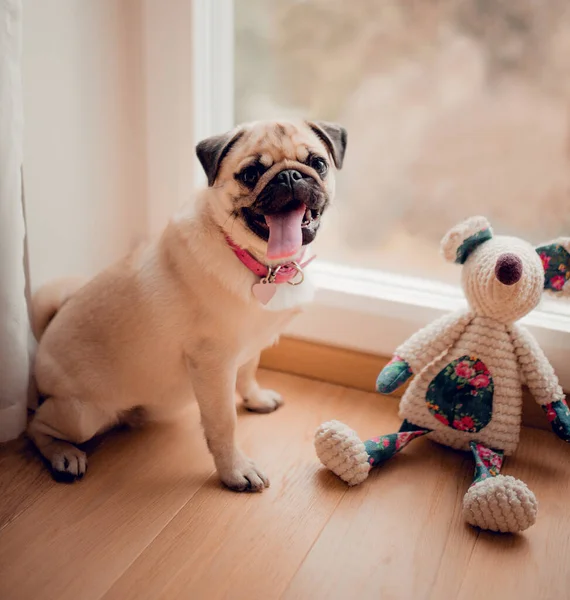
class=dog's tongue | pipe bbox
[265,205,306,260]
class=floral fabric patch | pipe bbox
[469,441,504,486]
[426,356,494,432]
[455,228,492,264]
[537,243,570,292]
[364,420,430,467]
[376,355,413,394]
[543,398,570,442]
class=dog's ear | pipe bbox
[440,216,493,264]
[196,129,243,187]
[307,121,347,169]
[536,239,570,294]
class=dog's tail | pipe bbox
[31,277,86,340]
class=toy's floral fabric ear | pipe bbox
[536,239,570,294]
[441,216,493,264]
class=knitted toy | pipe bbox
[315,216,570,534]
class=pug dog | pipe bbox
[28,119,347,491]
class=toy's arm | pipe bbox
[376,311,473,394]
[511,324,570,442]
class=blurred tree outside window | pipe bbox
[235,0,570,287]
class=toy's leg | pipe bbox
[470,441,505,483]
[462,441,538,533]
[315,420,429,486]
[364,420,430,467]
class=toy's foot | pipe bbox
[315,420,371,486]
[462,475,538,533]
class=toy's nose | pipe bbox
[495,253,523,286]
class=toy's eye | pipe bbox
[309,156,328,176]
[239,165,260,187]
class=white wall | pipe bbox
[142,0,195,238]
[22,0,148,289]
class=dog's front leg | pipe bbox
[190,360,270,492]
[237,352,283,413]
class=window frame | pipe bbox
[191,0,570,389]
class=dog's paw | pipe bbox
[51,446,87,483]
[243,388,283,414]
[219,456,270,492]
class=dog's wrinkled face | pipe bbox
[196,120,347,261]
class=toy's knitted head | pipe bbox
[441,216,570,323]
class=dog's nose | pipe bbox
[495,253,523,286]
[276,169,304,187]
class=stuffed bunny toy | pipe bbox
[315,216,570,534]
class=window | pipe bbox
[193,0,570,388]
[235,0,570,284]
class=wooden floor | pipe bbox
[1,370,570,600]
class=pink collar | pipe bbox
[225,236,314,284]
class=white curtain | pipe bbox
[0,0,32,442]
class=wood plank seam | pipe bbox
[279,490,348,599]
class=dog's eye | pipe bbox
[239,165,260,187]
[310,156,328,176]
